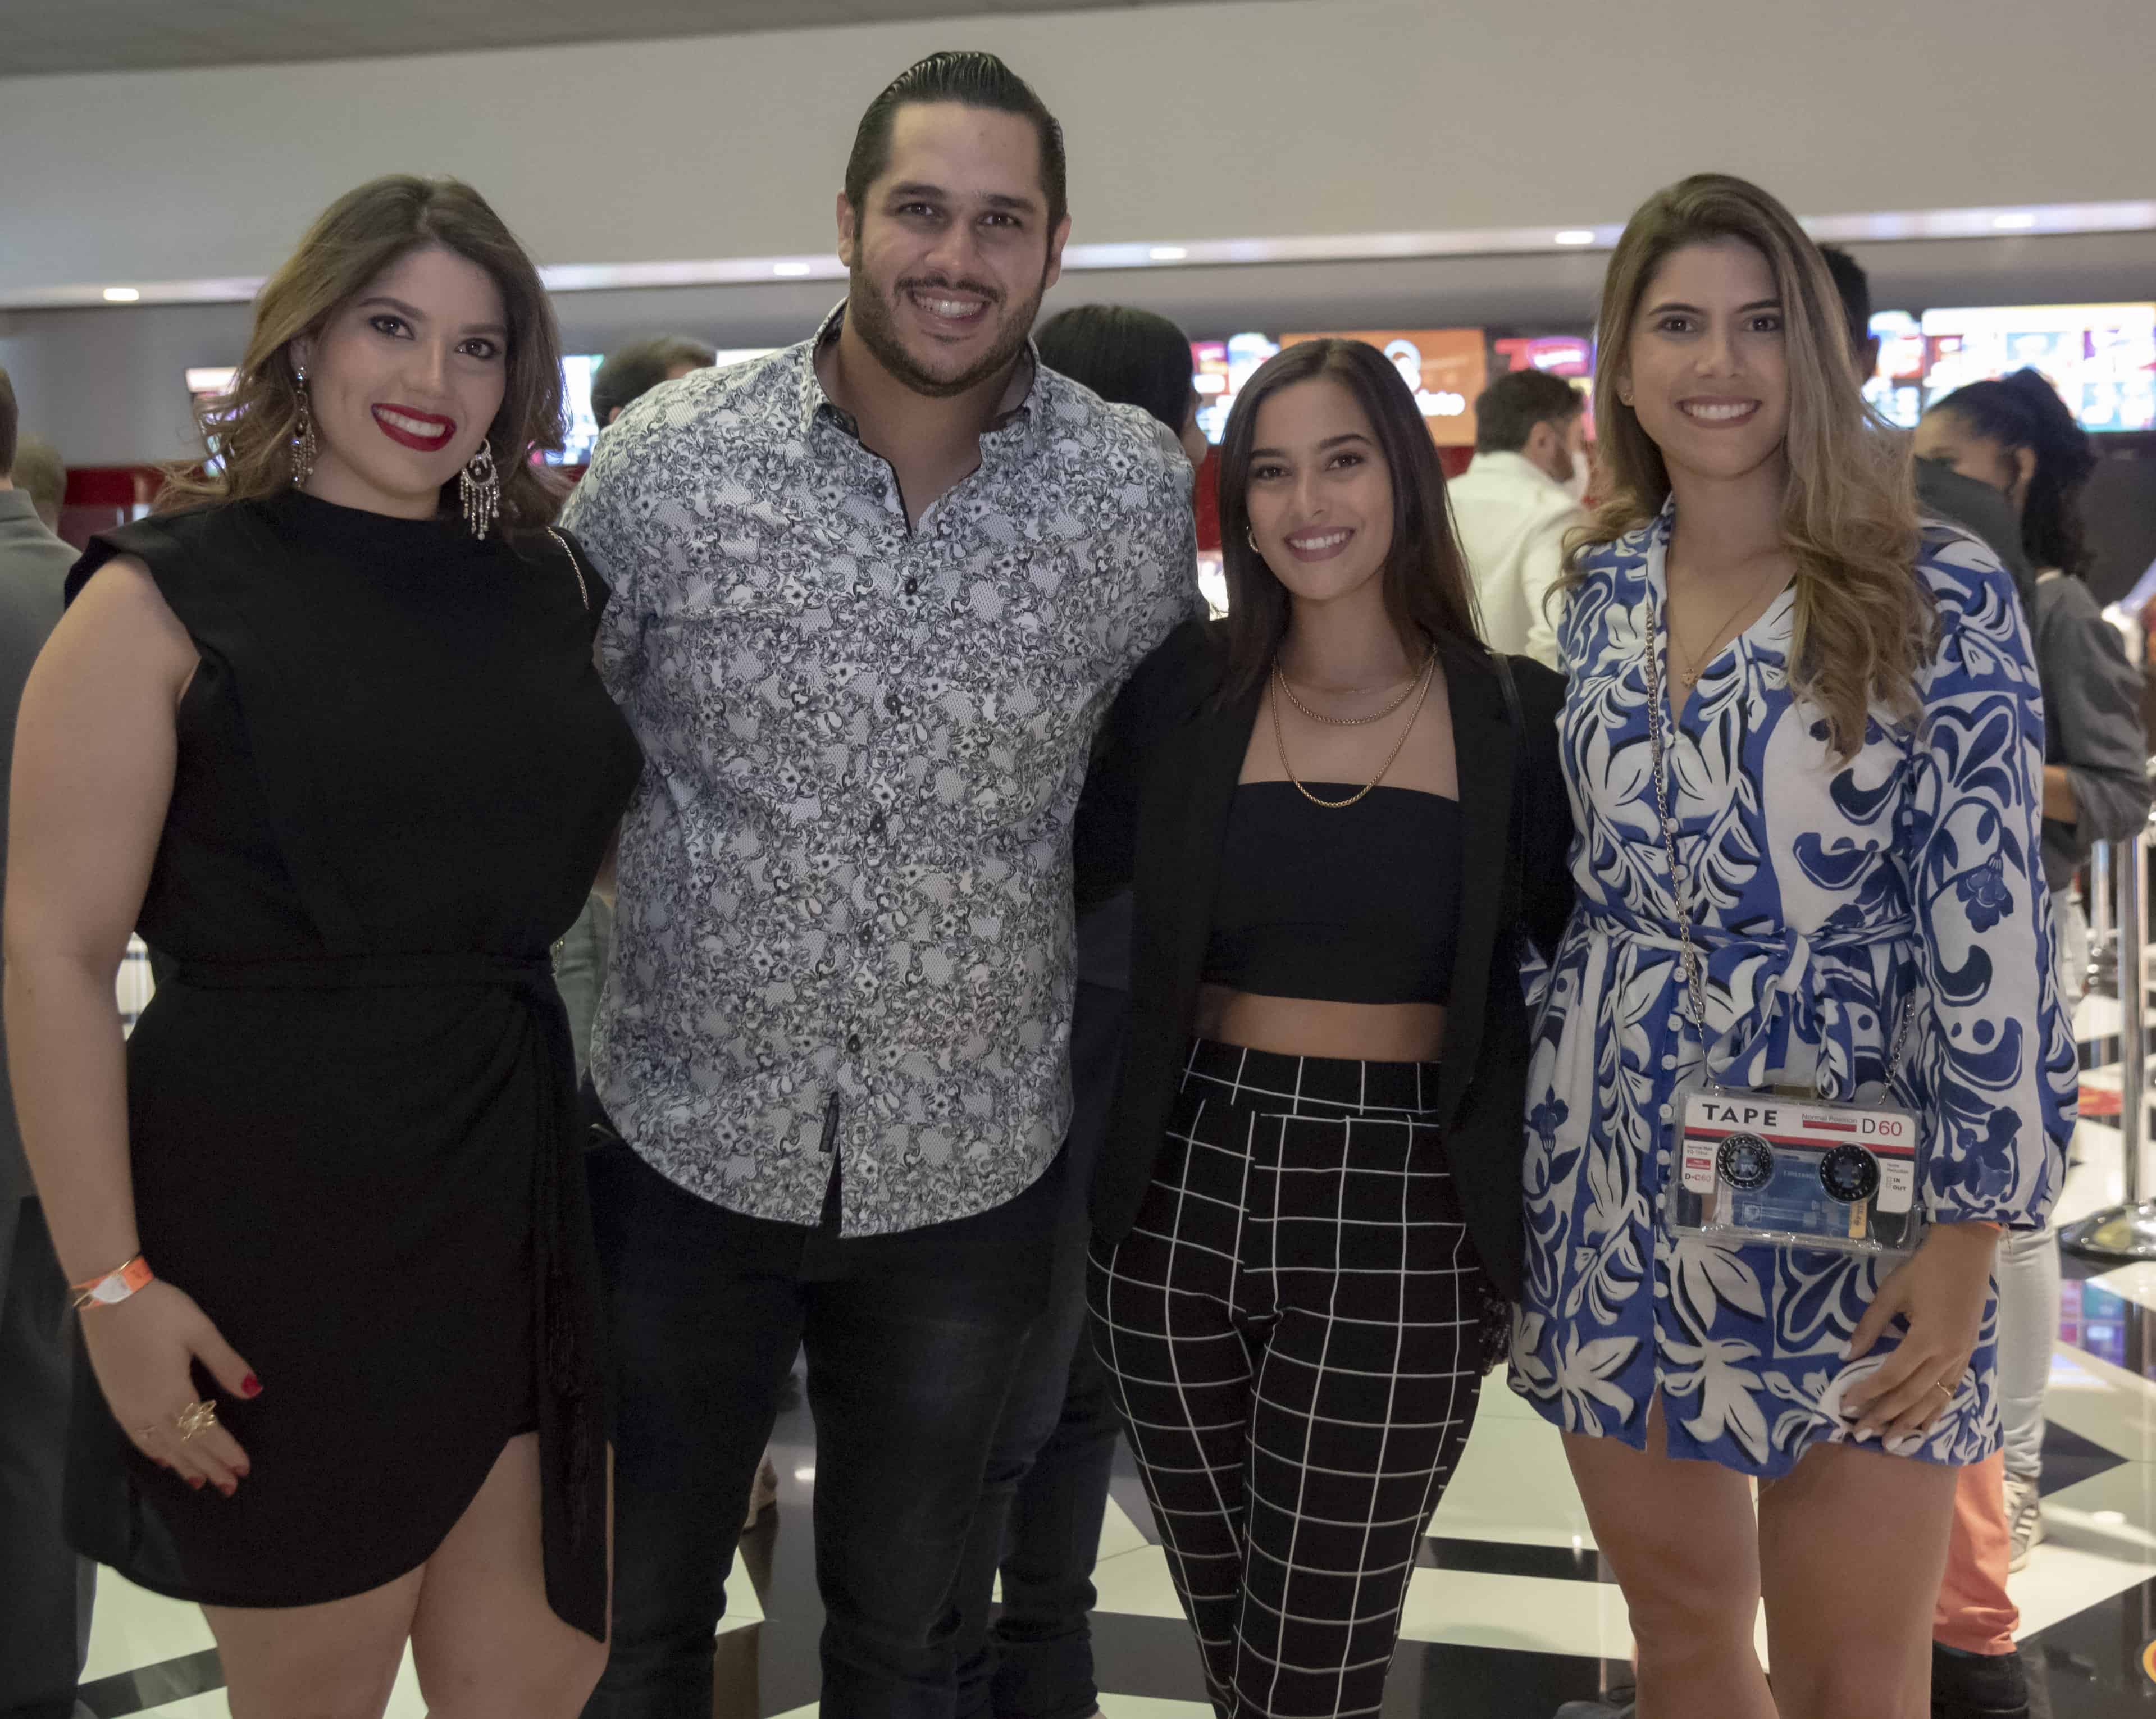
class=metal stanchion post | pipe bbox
[2090,841,2117,997]
[2062,823,2156,1260]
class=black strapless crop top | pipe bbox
[1200,782,1463,1005]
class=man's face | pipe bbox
[837,102,1071,399]
[1552,409,1587,485]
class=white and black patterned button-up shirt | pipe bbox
[563,306,1201,1235]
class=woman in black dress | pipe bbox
[6,176,639,1715]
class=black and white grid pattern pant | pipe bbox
[1087,1040,1488,1719]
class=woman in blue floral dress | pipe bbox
[1510,174,2077,1718]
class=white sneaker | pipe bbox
[2004,1471,2045,1571]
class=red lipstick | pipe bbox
[371,403,456,452]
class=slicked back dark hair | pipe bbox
[1035,305,1191,435]
[1473,368,1583,455]
[1819,244,1871,362]
[592,334,718,426]
[844,51,1068,232]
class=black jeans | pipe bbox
[583,1139,1059,1719]
[952,980,1129,1719]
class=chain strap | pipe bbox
[1641,585,1910,1093]
[545,526,591,614]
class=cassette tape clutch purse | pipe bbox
[1671,1089,1921,1257]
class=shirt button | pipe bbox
[903,577,919,595]
[847,1033,863,1054]
[868,810,887,838]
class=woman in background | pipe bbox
[7,176,639,1716]
[1915,371,2147,1590]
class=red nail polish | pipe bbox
[241,1375,262,1397]
[188,1475,204,1490]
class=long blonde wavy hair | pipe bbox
[1571,173,1927,759]
[161,175,567,531]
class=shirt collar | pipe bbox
[0,489,50,530]
[795,298,1044,449]
[1468,448,1566,494]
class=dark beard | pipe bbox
[845,258,1045,400]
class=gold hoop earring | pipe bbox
[289,370,318,489]
[460,437,501,539]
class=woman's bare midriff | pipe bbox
[1191,984,1447,1065]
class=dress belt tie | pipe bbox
[1570,914,1919,1097]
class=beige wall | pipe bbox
[2,0,2151,300]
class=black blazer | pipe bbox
[1074,619,1574,1301]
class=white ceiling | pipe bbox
[0,0,1243,76]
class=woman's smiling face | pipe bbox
[293,244,509,519]
[1621,236,1791,487]
[1242,376,1396,613]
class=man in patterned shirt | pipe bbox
[565,51,1201,1719]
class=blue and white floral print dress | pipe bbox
[1510,504,2078,1478]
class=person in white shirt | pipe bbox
[1447,368,1588,668]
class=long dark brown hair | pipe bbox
[1218,338,1482,701]
[161,174,567,531]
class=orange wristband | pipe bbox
[70,1255,154,1310]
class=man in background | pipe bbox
[590,335,718,432]
[1822,245,2034,600]
[11,432,65,535]
[1446,368,1588,668]
[0,365,92,1719]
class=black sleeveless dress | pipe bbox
[62,491,641,1639]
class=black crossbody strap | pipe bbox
[1492,651,1525,929]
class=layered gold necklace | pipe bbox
[1269,651,1437,810]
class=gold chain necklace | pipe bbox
[1669,566,1787,688]
[1269,654,1437,809]
[1277,655,1429,727]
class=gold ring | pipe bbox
[173,1399,218,1442]
[1932,1379,1956,1398]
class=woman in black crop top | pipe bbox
[1075,339,1573,1719]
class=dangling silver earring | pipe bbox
[460,437,500,539]
[289,370,318,489]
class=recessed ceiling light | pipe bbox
[1148,245,1189,262]
[1992,212,2038,230]
[772,262,813,277]
[1554,230,1597,247]
[2093,1508,2128,1525]
[103,286,140,302]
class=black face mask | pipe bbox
[1916,451,2016,508]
